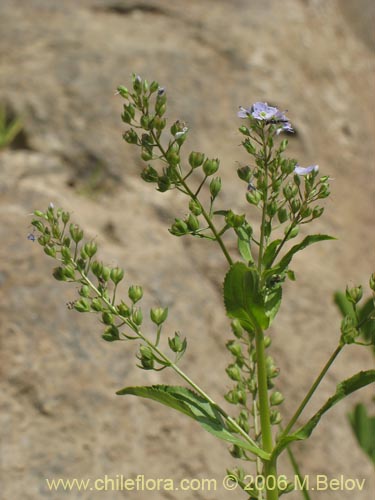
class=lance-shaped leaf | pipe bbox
[224,262,269,331]
[264,235,335,281]
[116,385,269,459]
[263,239,282,269]
[264,286,282,326]
[273,370,375,458]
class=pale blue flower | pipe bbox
[294,164,319,175]
[27,232,36,242]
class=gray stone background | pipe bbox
[0,0,374,499]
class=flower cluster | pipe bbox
[238,102,293,135]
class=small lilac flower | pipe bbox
[238,106,251,118]
[27,232,36,242]
[48,202,54,209]
[251,102,280,120]
[276,122,294,135]
[238,102,291,127]
[157,87,166,96]
[294,164,319,175]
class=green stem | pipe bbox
[280,344,343,438]
[255,325,278,500]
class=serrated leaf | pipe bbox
[273,370,375,458]
[348,403,375,464]
[116,385,269,459]
[224,262,269,331]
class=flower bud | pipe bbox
[225,210,245,228]
[91,298,103,312]
[152,116,166,131]
[132,308,143,326]
[83,241,97,258]
[242,139,256,154]
[203,158,220,176]
[224,389,239,405]
[102,312,114,325]
[150,307,168,326]
[61,211,70,224]
[63,264,76,280]
[345,285,363,305]
[117,301,130,317]
[102,267,111,282]
[133,74,142,94]
[189,199,202,216]
[44,245,56,258]
[149,81,159,93]
[74,298,90,313]
[264,335,272,348]
[226,364,241,382]
[138,345,154,370]
[141,147,153,161]
[168,332,187,353]
[116,85,129,98]
[79,285,90,298]
[69,224,84,243]
[290,199,301,214]
[270,410,282,425]
[102,325,120,342]
[128,285,143,303]
[238,125,250,136]
[231,319,243,338]
[300,205,312,218]
[209,177,222,199]
[340,315,359,344]
[186,213,200,232]
[246,189,262,206]
[188,151,205,168]
[318,183,330,198]
[279,138,288,152]
[237,165,251,182]
[52,266,66,281]
[141,165,159,183]
[123,129,138,144]
[266,201,278,217]
[226,340,242,358]
[157,175,171,192]
[270,391,284,406]
[369,273,375,292]
[169,219,188,236]
[277,207,288,223]
[312,206,324,219]
[238,410,250,433]
[110,267,124,285]
[91,261,103,278]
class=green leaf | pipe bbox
[264,286,282,326]
[273,370,375,458]
[263,239,282,269]
[116,385,269,459]
[224,262,269,331]
[348,403,375,464]
[236,226,254,265]
[272,234,335,275]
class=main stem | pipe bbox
[255,325,278,500]
[256,130,278,500]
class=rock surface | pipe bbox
[0,0,374,499]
